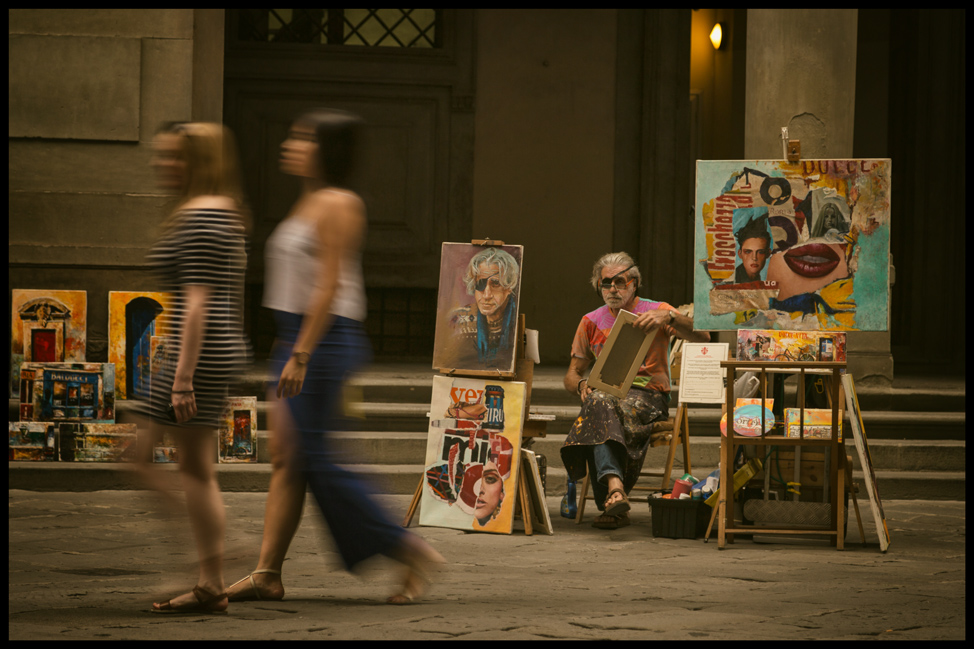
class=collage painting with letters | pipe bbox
[694,159,891,331]
[420,375,525,534]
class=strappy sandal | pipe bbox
[151,585,228,615]
[227,568,283,602]
[603,488,631,517]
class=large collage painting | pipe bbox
[694,160,891,331]
[420,375,526,534]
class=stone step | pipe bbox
[7,460,964,501]
[11,397,965,441]
[284,363,968,413]
[8,431,964,497]
[349,403,967,440]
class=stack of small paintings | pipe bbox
[9,288,261,466]
[737,329,846,363]
[9,362,135,462]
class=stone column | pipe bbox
[743,9,892,388]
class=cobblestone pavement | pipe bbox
[8,490,965,640]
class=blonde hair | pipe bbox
[161,122,251,233]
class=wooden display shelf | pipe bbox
[717,360,847,550]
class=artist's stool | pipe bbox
[574,404,691,524]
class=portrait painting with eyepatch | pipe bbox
[694,159,891,331]
[433,243,524,374]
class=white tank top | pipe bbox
[263,214,367,322]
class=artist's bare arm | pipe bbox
[564,355,594,402]
[277,190,366,399]
[632,308,710,343]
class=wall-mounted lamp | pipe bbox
[710,22,725,50]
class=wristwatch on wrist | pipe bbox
[668,310,676,324]
[292,351,311,366]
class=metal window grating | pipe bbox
[235,9,441,48]
[365,287,436,359]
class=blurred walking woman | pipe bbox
[253,108,443,604]
[146,122,250,613]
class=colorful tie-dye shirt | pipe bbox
[571,298,677,392]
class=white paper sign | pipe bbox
[525,329,540,364]
[678,342,729,404]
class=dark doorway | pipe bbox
[223,9,476,361]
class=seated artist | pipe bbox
[561,252,710,529]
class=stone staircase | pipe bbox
[8,362,966,500]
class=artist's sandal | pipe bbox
[603,488,631,517]
[592,511,631,530]
[151,585,229,615]
[226,568,283,602]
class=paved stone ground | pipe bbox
[8,490,965,640]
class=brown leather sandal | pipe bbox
[151,585,229,615]
[592,511,631,529]
[603,488,631,517]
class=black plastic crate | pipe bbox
[648,497,713,539]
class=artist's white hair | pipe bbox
[591,251,641,291]
[464,248,520,294]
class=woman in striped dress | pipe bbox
[145,122,251,614]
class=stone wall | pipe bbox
[9,10,208,363]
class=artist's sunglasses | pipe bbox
[600,265,636,291]
[475,273,505,292]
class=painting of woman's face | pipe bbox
[474,463,504,524]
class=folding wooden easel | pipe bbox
[402,239,548,534]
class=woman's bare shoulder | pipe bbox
[309,188,364,212]
[181,195,238,212]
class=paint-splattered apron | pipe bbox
[560,387,669,494]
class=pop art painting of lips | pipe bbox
[783,243,840,278]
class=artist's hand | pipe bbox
[578,379,593,403]
[277,357,307,399]
[171,380,197,423]
[632,309,674,333]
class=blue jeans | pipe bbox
[588,441,626,512]
[272,310,405,571]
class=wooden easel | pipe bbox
[402,239,548,534]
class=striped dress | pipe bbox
[146,208,250,427]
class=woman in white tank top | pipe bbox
[226,109,444,605]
